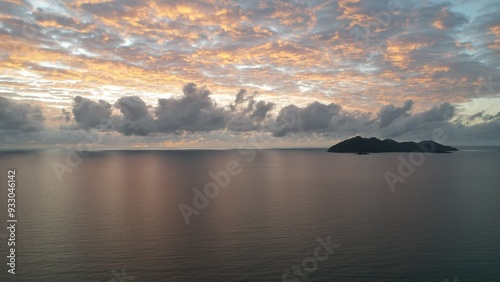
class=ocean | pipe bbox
[0,149,499,281]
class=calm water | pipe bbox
[0,149,499,281]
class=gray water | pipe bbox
[0,149,499,281]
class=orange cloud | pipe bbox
[384,40,430,69]
[0,0,497,126]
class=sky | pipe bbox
[0,0,499,148]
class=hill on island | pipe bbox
[327,136,458,153]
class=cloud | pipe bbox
[66,84,275,135]
[52,108,71,122]
[271,101,342,137]
[53,82,499,148]
[227,89,275,131]
[59,83,489,146]
[452,116,500,142]
[72,96,112,130]
[378,102,456,138]
[432,6,469,30]
[0,0,499,120]
[62,109,71,122]
[235,89,247,103]
[301,102,342,130]
[2,81,499,147]
[2,0,500,147]
[251,100,274,121]
[268,98,456,140]
[0,97,45,131]
[271,105,303,137]
[113,96,155,136]
[155,83,228,132]
[457,110,500,125]
[378,99,414,128]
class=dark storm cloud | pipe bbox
[0,96,44,131]
[72,96,112,130]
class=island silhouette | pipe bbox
[327,136,458,153]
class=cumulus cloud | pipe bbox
[271,105,302,137]
[268,98,456,140]
[271,102,342,137]
[66,84,275,135]
[251,100,274,121]
[0,97,45,131]
[227,89,274,131]
[452,117,500,142]
[378,100,414,128]
[378,102,456,138]
[113,96,155,136]
[232,89,249,109]
[51,83,499,147]
[61,84,461,140]
[72,96,112,130]
[155,83,228,132]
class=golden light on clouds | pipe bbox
[0,0,499,146]
[384,40,430,69]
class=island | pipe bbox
[327,136,458,153]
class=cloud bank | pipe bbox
[0,97,45,131]
[64,82,500,145]
[3,83,498,147]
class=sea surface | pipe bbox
[0,149,499,281]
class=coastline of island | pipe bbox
[327,136,458,153]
